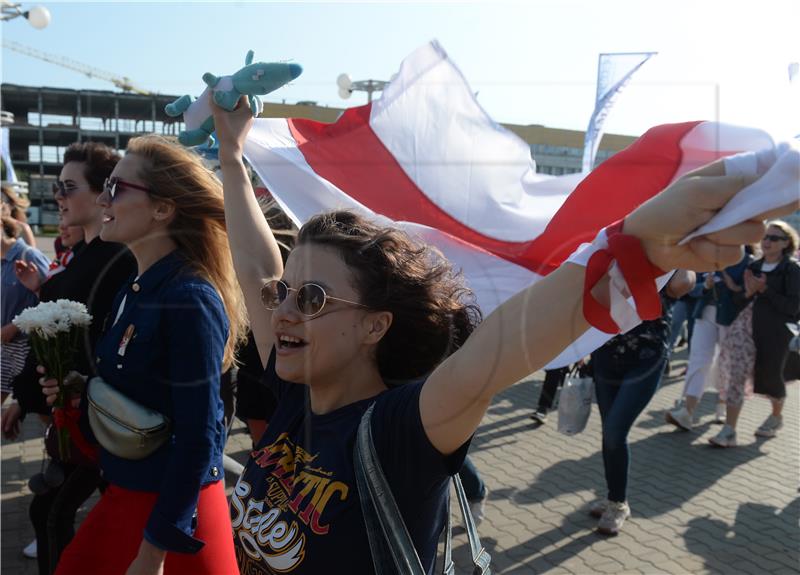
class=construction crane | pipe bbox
[2,39,152,95]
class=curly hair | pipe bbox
[297,211,482,380]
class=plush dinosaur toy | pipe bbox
[165,50,302,147]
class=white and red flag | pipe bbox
[243,40,792,366]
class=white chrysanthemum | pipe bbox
[54,299,92,328]
[13,300,93,338]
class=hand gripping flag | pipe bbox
[243,40,796,367]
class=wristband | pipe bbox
[569,220,666,334]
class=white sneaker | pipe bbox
[467,488,488,526]
[709,424,737,447]
[530,410,548,425]
[22,539,36,559]
[468,496,486,526]
[714,403,726,424]
[589,499,609,518]
[597,500,630,535]
[754,415,783,438]
[666,406,693,431]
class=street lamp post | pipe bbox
[1,2,50,28]
[336,73,388,103]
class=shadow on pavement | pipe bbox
[480,509,600,572]
[683,498,800,573]
[485,380,538,417]
[513,433,767,518]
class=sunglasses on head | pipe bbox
[763,234,789,242]
[260,279,368,318]
[102,177,152,201]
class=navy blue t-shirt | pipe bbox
[231,350,469,574]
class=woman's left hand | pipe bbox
[750,272,768,293]
[38,367,85,407]
[211,95,254,163]
[743,269,764,298]
[14,259,42,293]
[125,540,166,575]
[624,162,799,272]
[0,323,18,344]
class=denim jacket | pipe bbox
[691,255,751,327]
[89,250,229,554]
[1,238,50,330]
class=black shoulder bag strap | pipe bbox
[354,402,491,575]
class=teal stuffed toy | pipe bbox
[165,50,302,147]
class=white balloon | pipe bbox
[27,6,51,29]
[338,87,352,100]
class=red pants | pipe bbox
[55,481,238,575]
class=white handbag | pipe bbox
[557,374,594,435]
[787,322,799,352]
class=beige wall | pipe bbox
[503,124,635,152]
[260,102,343,124]
[258,103,637,152]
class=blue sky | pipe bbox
[2,0,798,137]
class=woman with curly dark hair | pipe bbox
[214,98,787,574]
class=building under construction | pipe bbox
[1,83,182,224]
[1,82,640,227]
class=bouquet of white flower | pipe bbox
[13,300,92,460]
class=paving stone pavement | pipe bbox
[2,352,798,574]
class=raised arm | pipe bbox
[666,269,697,299]
[421,163,786,455]
[19,222,36,248]
[212,98,283,366]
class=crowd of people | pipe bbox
[529,222,799,536]
[0,96,796,574]
[664,221,800,446]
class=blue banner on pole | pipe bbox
[581,52,656,174]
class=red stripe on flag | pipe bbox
[525,121,704,274]
[289,107,701,274]
[288,106,534,265]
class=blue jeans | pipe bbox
[668,298,696,352]
[458,455,486,501]
[592,346,666,503]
